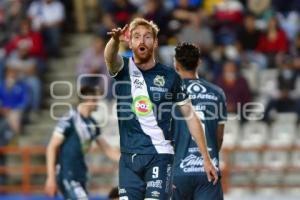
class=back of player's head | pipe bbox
[175,43,201,71]
[108,186,119,200]
[129,18,159,39]
[78,86,98,102]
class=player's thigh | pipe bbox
[194,177,224,200]
[59,178,88,200]
[172,175,193,200]
[119,154,145,200]
[144,154,173,200]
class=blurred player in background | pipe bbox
[45,86,120,199]
[172,43,227,200]
[104,18,218,199]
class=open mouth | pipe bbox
[139,46,146,52]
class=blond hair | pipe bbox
[129,18,159,38]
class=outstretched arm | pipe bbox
[179,102,218,185]
[96,138,120,162]
[104,25,128,75]
[45,133,64,197]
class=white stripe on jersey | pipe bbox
[129,57,174,154]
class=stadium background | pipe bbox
[0,0,300,199]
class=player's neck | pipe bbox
[181,71,199,80]
[77,106,91,118]
[133,55,156,71]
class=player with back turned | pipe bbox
[104,18,218,200]
[172,43,227,200]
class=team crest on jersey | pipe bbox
[153,75,165,87]
[132,95,153,116]
[187,81,207,94]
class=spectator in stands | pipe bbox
[93,14,117,40]
[216,61,252,114]
[256,16,288,68]
[237,13,260,51]
[142,0,169,45]
[264,56,300,121]
[5,19,46,59]
[237,13,267,69]
[108,186,119,200]
[0,67,28,135]
[108,0,137,27]
[177,11,214,52]
[5,18,47,74]
[77,34,112,98]
[0,0,24,45]
[27,0,65,57]
[6,41,41,112]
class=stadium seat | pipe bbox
[258,69,278,97]
[255,171,283,186]
[268,122,296,147]
[262,151,289,169]
[233,151,260,167]
[223,117,240,148]
[240,121,269,148]
[283,171,300,186]
[241,66,258,93]
[290,151,300,167]
[274,113,298,124]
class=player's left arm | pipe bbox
[179,102,218,185]
[217,89,227,152]
[217,123,225,152]
[96,138,120,162]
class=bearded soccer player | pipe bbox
[172,43,227,200]
[104,18,218,200]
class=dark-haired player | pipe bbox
[104,18,218,200]
[172,43,227,200]
[45,87,120,200]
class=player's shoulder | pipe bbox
[200,79,226,100]
[156,62,178,79]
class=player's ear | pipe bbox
[154,38,158,48]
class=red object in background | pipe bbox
[0,8,4,25]
[5,31,46,59]
[256,30,288,53]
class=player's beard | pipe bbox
[132,45,154,64]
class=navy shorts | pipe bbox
[119,153,174,200]
[57,176,88,200]
[172,175,223,200]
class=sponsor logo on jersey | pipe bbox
[154,75,165,87]
[151,191,160,197]
[180,154,218,173]
[187,81,218,100]
[133,79,145,89]
[132,95,153,116]
[119,188,127,194]
[150,86,168,92]
[147,180,163,189]
[187,81,207,94]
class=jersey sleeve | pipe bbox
[172,73,189,105]
[53,117,71,138]
[218,89,227,124]
[109,56,128,79]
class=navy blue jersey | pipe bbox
[173,78,227,176]
[112,56,188,154]
[54,110,101,182]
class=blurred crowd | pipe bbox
[0,0,299,148]
[0,0,65,145]
[0,0,299,193]
[86,0,300,122]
